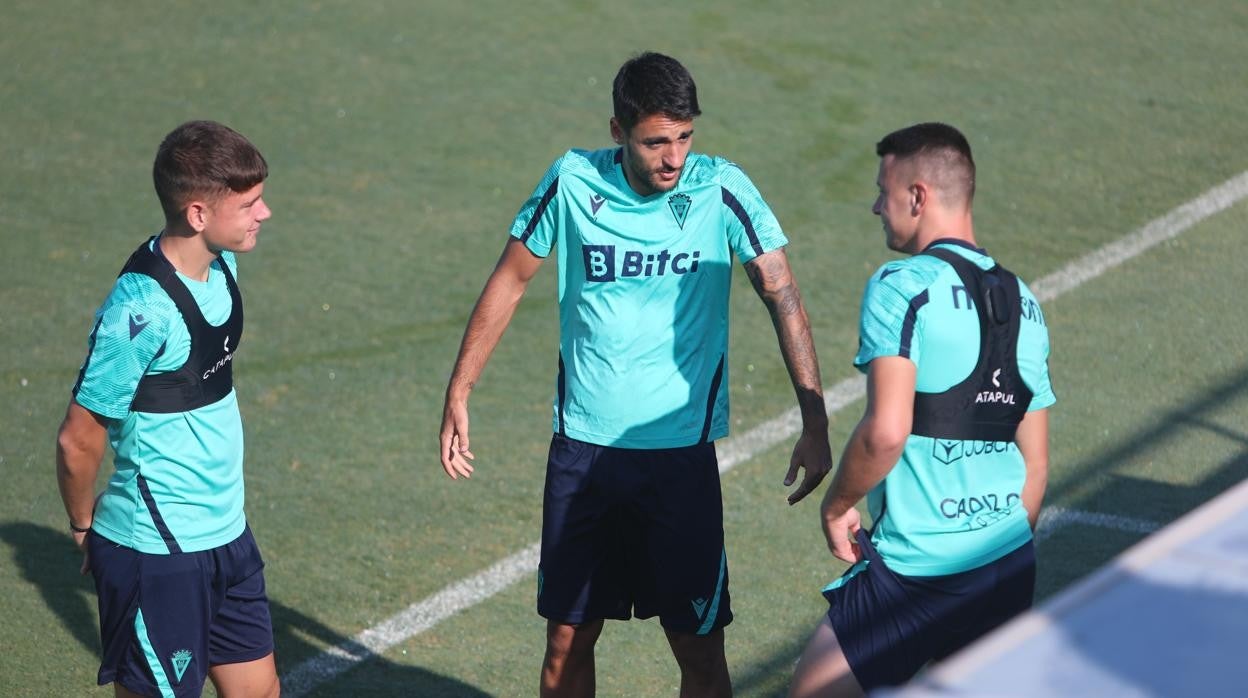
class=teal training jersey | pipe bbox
[510,148,788,448]
[72,237,246,554]
[849,240,1055,578]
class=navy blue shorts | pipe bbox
[824,529,1035,691]
[89,526,274,697]
[537,433,732,635]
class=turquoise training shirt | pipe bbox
[510,148,788,449]
[73,238,247,554]
[839,240,1055,581]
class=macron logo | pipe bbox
[128,313,150,340]
[590,194,606,216]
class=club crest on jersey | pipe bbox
[667,193,691,229]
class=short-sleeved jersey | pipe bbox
[510,148,788,449]
[852,239,1055,577]
[72,237,246,554]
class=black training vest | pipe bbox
[122,236,244,413]
[909,247,1031,443]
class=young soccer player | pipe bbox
[789,123,1055,697]
[56,120,279,698]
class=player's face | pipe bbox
[873,155,918,253]
[612,113,694,197]
[200,182,271,254]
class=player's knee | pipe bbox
[545,621,602,663]
[667,629,727,674]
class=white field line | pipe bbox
[281,171,1248,695]
[1035,506,1162,543]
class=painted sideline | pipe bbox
[1034,506,1161,542]
[281,170,1248,695]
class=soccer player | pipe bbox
[55,121,279,698]
[788,123,1055,697]
[439,52,832,697]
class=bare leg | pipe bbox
[542,619,604,698]
[664,628,732,698]
[788,616,863,698]
[209,652,281,698]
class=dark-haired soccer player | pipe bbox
[788,122,1055,697]
[440,52,832,696]
[56,120,279,698]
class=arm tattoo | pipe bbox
[748,252,825,416]
[748,253,801,316]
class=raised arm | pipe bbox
[439,238,544,479]
[820,356,915,563]
[744,248,832,504]
[56,400,109,573]
[1014,408,1049,531]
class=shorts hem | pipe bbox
[108,673,202,698]
[658,613,734,635]
[537,607,631,625]
[211,643,274,667]
[96,668,116,687]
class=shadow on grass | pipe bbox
[0,522,99,654]
[0,523,490,697]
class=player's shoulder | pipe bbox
[1013,272,1041,303]
[554,148,618,179]
[95,270,177,342]
[111,269,174,310]
[867,254,948,298]
[681,153,752,188]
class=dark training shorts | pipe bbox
[824,529,1035,691]
[537,433,732,635]
[89,526,274,697]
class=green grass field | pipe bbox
[3,1,1247,695]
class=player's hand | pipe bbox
[72,529,91,574]
[821,506,863,564]
[439,397,476,480]
[784,429,833,505]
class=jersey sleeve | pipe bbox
[508,154,565,258]
[853,265,922,371]
[718,161,788,264]
[72,274,176,419]
[1017,282,1056,411]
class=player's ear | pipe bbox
[910,182,927,216]
[609,117,625,145]
[185,200,209,233]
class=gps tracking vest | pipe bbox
[122,236,243,413]
[910,247,1031,443]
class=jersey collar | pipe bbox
[923,237,986,255]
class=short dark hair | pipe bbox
[153,120,268,223]
[612,52,701,132]
[876,122,976,206]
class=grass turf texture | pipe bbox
[3,0,1248,695]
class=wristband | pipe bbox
[69,521,92,533]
